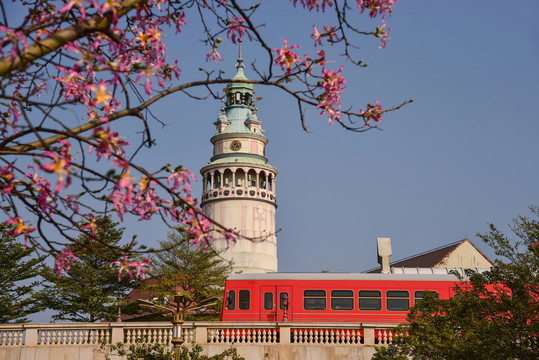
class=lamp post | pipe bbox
[137,292,217,360]
[116,295,123,322]
[281,293,289,322]
[170,294,184,360]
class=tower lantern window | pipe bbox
[236,92,241,103]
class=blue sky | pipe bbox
[119,1,539,273]
[8,1,538,275]
[8,0,538,323]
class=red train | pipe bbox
[221,270,472,324]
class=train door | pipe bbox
[259,285,293,322]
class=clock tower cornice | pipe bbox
[210,132,268,145]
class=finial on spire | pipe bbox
[236,38,244,69]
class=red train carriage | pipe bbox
[221,271,472,324]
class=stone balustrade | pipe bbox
[0,322,399,360]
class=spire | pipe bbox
[236,37,244,69]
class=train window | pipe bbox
[414,290,439,305]
[238,290,250,310]
[226,290,235,311]
[331,290,354,310]
[304,290,326,310]
[387,291,410,311]
[358,290,382,310]
[264,292,273,310]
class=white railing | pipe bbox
[0,322,399,347]
[0,325,24,346]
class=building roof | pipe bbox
[367,239,493,273]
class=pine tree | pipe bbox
[140,230,232,321]
[36,216,140,322]
[0,226,44,323]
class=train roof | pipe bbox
[227,268,490,282]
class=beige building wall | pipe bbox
[436,241,493,268]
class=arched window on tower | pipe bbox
[223,169,233,187]
[260,171,267,189]
[235,92,241,104]
[205,173,211,191]
[214,171,221,188]
[268,174,273,192]
[236,169,245,187]
[247,169,257,187]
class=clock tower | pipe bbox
[200,48,278,273]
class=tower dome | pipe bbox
[200,46,278,274]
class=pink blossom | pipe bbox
[227,16,246,44]
[273,40,301,74]
[168,169,196,193]
[55,248,78,277]
[0,165,14,194]
[291,0,334,12]
[376,24,391,49]
[110,256,152,281]
[39,151,71,193]
[5,217,36,248]
[357,0,397,21]
[206,48,223,63]
[316,66,346,124]
[311,25,338,47]
[360,100,383,125]
[82,214,97,237]
[89,126,129,161]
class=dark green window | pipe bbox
[359,290,382,310]
[264,292,273,310]
[387,291,410,311]
[331,290,354,310]
[226,290,235,310]
[304,290,326,310]
[238,290,250,310]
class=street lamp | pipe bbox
[137,292,217,360]
[281,293,289,322]
[116,295,124,322]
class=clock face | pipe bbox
[230,140,242,151]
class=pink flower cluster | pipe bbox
[316,66,346,124]
[273,40,301,74]
[357,0,397,21]
[291,0,334,12]
[55,248,78,277]
[359,100,383,125]
[110,256,152,281]
[312,25,338,47]
[227,16,246,44]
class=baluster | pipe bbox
[7,331,13,346]
[388,330,393,343]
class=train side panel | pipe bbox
[221,276,458,324]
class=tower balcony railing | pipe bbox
[202,185,276,204]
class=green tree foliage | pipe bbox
[140,231,232,321]
[0,226,44,323]
[35,216,140,322]
[373,207,539,360]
